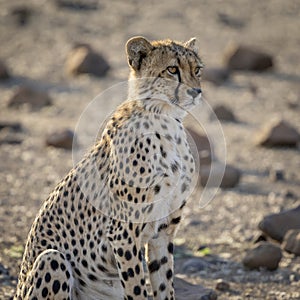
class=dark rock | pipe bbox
[65,44,110,77]
[0,60,10,80]
[255,119,300,147]
[182,258,209,274]
[225,45,273,71]
[46,129,75,149]
[0,122,22,132]
[259,206,300,242]
[54,0,98,10]
[215,279,230,291]
[283,229,300,256]
[242,242,282,271]
[269,167,285,182]
[202,67,230,85]
[185,126,213,165]
[217,13,245,29]
[212,104,237,122]
[284,190,297,200]
[0,128,23,145]
[174,277,218,300]
[10,6,32,26]
[200,163,241,189]
[8,86,52,109]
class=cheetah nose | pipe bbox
[188,88,202,98]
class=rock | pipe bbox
[0,60,10,80]
[215,279,230,291]
[46,129,75,149]
[0,121,22,132]
[10,6,32,26]
[0,122,23,145]
[217,13,245,29]
[8,86,52,109]
[174,277,218,300]
[225,45,273,71]
[0,128,23,145]
[202,67,230,85]
[259,205,300,242]
[200,163,241,188]
[212,104,237,122]
[242,242,282,271]
[182,258,209,274]
[65,44,110,77]
[185,127,212,165]
[54,0,98,10]
[255,118,300,147]
[269,167,285,182]
[283,229,300,256]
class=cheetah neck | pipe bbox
[127,76,187,121]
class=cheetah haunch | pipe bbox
[15,36,203,300]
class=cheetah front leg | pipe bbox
[16,249,74,300]
[147,214,181,300]
[108,221,148,300]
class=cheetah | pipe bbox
[14,36,203,300]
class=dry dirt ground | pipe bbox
[0,0,300,299]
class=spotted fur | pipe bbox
[14,36,203,300]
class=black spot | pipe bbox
[122,271,128,281]
[135,264,140,275]
[154,185,161,194]
[41,287,48,297]
[181,183,187,193]
[155,132,161,139]
[140,167,145,174]
[168,242,174,254]
[82,259,88,268]
[39,261,45,271]
[51,260,59,271]
[45,272,51,282]
[134,285,141,295]
[88,274,98,281]
[62,282,68,291]
[74,268,81,276]
[117,248,124,257]
[128,268,134,277]
[171,163,178,173]
[125,250,132,261]
[52,280,60,294]
[123,229,129,239]
[158,223,168,231]
[166,269,173,279]
[159,283,166,291]
[161,256,168,264]
[148,260,160,273]
[36,278,42,289]
[171,216,181,224]
[79,279,86,287]
[135,226,140,237]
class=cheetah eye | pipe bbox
[167,66,178,75]
[195,66,203,77]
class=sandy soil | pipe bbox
[0,0,300,299]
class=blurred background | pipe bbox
[0,0,299,299]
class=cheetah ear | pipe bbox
[126,36,153,71]
[185,37,198,53]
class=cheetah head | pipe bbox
[126,36,203,116]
